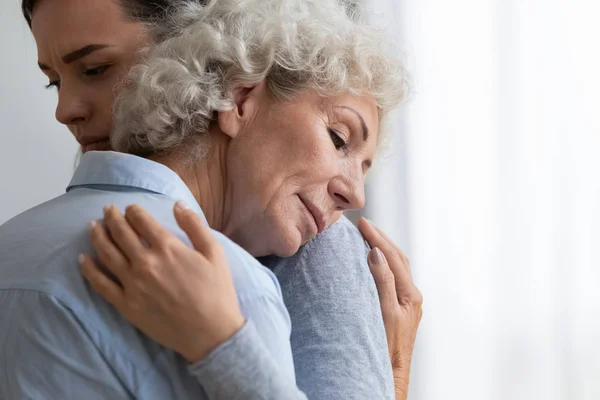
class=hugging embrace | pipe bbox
[0,0,422,399]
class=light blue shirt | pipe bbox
[0,151,296,399]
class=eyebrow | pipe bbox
[38,44,111,71]
[335,106,369,141]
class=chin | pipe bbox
[269,223,303,257]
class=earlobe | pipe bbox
[217,81,266,139]
[217,108,241,139]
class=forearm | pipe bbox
[393,366,411,400]
[189,320,308,400]
[391,346,414,400]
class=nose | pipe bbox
[55,84,90,127]
[329,163,366,211]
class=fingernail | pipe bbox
[88,220,97,231]
[103,205,112,214]
[78,254,85,265]
[175,200,190,211]
[369,247,386,265]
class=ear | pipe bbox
[218,80,267,139]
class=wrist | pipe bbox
[184,314,246,364]
[393,364,410,400]
[393,365,410,381]
[391,346,413,370]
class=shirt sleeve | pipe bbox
[188,235,309,399]
[188,263,309,400]
[189,318,308,400]
[261,216,396,399]
[0,289,132,400]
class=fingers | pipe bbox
[103,205,147,260]
[79,254,125,309]
[369,221,412,273]
[358,217,386,250]
[368,247,398,313]
[173,201,222,263]
[358,217,412,276]
[359,218,416,298]
[123,205,174,249]
[88,220,129,282]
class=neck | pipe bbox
[151,132,230,232]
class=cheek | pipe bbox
[227,118,337,216]
[93,75,124,130]
[86,90,115,133]
[295,139,340,184]
[301,158,337,186]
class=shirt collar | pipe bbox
[67,151,204,217]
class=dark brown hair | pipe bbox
[22,0,178,28]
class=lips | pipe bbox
[298,196,327,234]
[79,138,112,153]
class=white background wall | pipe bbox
[364,1,600,399]
[0,0,79,225]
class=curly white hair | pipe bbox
[111,0,410,158]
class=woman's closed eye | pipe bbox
[44,65,111,91]
[45,80,60,90]
[84,65,111,77]
[328,128,348,151]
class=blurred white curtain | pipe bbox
[363,1,600,399]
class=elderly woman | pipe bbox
[1,0,421,398]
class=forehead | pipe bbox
[31,0,143,55]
